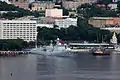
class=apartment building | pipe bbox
[0,20,37,42]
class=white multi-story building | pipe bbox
[0,20,37,42]
[55,18,77,28]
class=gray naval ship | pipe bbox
[30,38,73,57]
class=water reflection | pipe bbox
[0,53,120,80]
[36,53,120,80]
[0,55,36,80]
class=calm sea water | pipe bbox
[0,52,120,80]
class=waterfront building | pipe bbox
[0,20,37,42]
[55,18,77,28]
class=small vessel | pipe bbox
[30,38,72,57]
[91,47,111,55]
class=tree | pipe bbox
[0,39,29,50]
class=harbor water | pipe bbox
[0,52,120,80]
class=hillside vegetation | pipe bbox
[0,1,44,19]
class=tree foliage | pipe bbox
[37,18,112,43]
[0,1,44,19]
[77,3,118,19]
[0,39,28,50]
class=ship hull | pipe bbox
[92,52,110,56]
[30,48,73,57]
[91,48,111,56]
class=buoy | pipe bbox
[10,72,12,76]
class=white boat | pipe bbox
[30,38,72,57]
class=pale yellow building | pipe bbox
[31,1,55,11]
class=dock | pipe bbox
[0,51,30,57]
